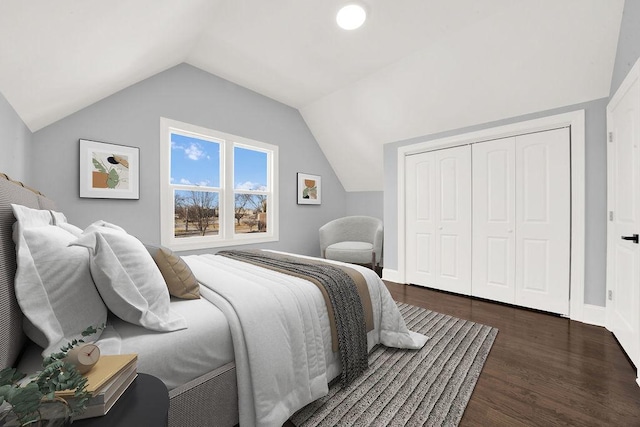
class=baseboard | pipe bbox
[379,273,608,329]
[580,303,606,327]
[382,268,402,283]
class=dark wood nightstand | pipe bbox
[72,373,169,427]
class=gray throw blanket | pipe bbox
[217,250,368,385]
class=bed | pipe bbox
[0,173,426,427]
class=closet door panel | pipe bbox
[406,153,436,284]
[515,128,571,315]
[415,234,432,275]
[406,146,471,295]
[434,146,472,294]
[472,138,516,303]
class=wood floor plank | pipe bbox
[384,281,640,426]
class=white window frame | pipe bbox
[160,117,279,250]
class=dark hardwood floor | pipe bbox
[384,281,640,426]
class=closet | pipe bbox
[405,127,571,315]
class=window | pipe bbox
[160,118,278,250]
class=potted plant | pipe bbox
[0,326,101,426]
[91,155,127,189]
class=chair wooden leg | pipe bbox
[371,252,376,270]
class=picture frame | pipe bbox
[297,173,321,205]
[79,139,140,199]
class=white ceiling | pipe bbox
[0,0,625,191]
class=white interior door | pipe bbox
[406,146,471,294]
[406,152,436,286]
[607,61,640,373]
[515,128,571,315]
[472,137,516,304]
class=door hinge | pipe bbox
[608,290,613,301]
[609,132,614,142]
[609,211,614,221]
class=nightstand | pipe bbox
[72,373,169,427]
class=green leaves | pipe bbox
[0,382,42,424]
[0,367,26,387]
[92,158,106,174]
[43,323,106,366]
[36,361,75,393]
[93,157,121,189]
[82,325,101,337]
[106,169,120,188]
[0,324,104,422]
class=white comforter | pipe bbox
[184,252,427,427]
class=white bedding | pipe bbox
[18,296,235,392]
[94,296,234,390]
[184,251,427,427]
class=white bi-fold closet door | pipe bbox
[472,128,571,315]
[406,127,571,315]
[405,145,472,295]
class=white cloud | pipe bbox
[236,181,266,191]
[177,178,211,187]
[185,143,205,161]
[172,141,207,161]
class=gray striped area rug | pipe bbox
[290,302,498,427]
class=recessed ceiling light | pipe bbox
[336,3,367,30]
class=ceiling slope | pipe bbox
[300,0,624,190]
[0,0,217,131]
[0,0,624,191]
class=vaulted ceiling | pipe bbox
[0,0,625,191]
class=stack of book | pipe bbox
[57,353,138,420]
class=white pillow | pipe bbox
[50,210,83,237]
[11,204,107,356]
[72,223,187,332]
[83,220,126,234]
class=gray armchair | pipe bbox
[319,216,383,269]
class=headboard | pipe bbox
[0,173,57,368]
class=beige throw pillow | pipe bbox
[146,245,200,299]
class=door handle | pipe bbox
[621,234,639,244]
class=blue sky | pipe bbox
[234,146,267,190]
[171,133,267,190]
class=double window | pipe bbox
[160,118,278,250]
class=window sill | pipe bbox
[164,234,279,252]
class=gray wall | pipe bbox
[0,92,31,182]
[31,64,346,257]
[346,191,383,220]
[610,0,640,96]
[384,98,608,306]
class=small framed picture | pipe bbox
[297,173,321,205]
[79,139,140,199]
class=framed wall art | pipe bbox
[297,173,321,205]
[79,139,140,199]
